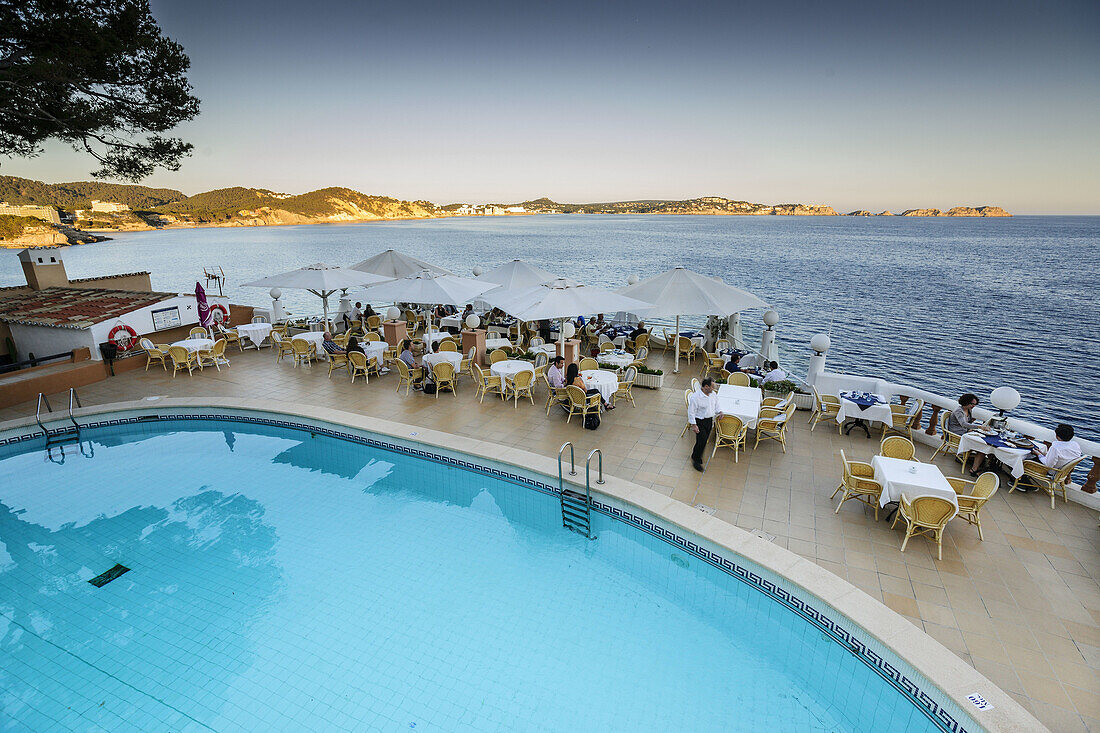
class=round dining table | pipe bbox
[581,369,618,404]
[491,359,535,385]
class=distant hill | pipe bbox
[0,176,185,210]
[155,186,439,224]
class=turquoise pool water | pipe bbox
[0,417,970,732]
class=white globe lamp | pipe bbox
[472,266,484,277]
[386,306,400,322]
[269,288,282,300]
[810,333,831,355]
[989,386,1020,432]
[627,274,639,285]
[762,310,780,330]
[465,314,480,329]
[562,322,576,339]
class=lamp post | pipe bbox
[989,386,1021,433]
[760,310,780,362]
[270,288,286,322]
[806,333,831,388]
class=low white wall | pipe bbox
[8,324,94,362]
[86,294,230,359]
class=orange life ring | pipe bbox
[209,304,230,324]
[108,324,139,352]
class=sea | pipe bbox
[1,214,1096,438]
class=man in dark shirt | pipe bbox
[629,321,648,340]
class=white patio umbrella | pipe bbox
[359,270,496,345]
[350,249,453,279]
[616,266,769,373]
[242,263,391,327]
[475,259,559,290]
[481,277,653,350]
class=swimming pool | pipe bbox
[0,410,983,732]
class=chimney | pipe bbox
[18,247,70,290]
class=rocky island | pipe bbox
[0,175,1012,245]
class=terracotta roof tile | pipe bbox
[0,287,176,329]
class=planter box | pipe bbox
[792,392,814,411]
[635,371,664,389]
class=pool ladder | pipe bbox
[35,388,91,462]
[558,442,602,540]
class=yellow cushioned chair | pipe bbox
[327,349,349,378]
[564,384,600,424]
[140,338,169,371]
[891,494,956,560]
[394,358,423,395]
[432,361,457,397]
[947,472,999,540]
[348,351,371,384]
[832,450,884,520]
[506,368,535,407]
[808,387,841,432]
[167,345,197,377]
[1010,456,1085,509]
[754,401,795,452]
[710,414,747,464]
[541,371,568,415]
[473,363,504,402]
[290,338,314,367]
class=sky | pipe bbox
[5,0,1100,213]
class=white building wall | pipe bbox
[8,324,96,362]
[86,294,230,358]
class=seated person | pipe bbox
[1029,423,1083,476]
[362,303,377,318]
[761,361,787,383]
[592,313,611,333]
[724,354,744,373]
[461,304,474,321]
[342,302,363,329]
[345,336,364,354]
[737,353,762,372]
[398,339,424,387]
[321,331,345,355]
[547,356,567,388]
[567,362,613,409]
[947,393,988,475]
[629,320,648,340]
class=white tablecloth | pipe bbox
[235,322,272,348]
[360,342,388,364]
[424,352,462,370]
[171,338,212,353]
[871,456,958,514]
[581,369,618,403]
[530,344,558,356]
[836,392,893,426]
[957,432,1035,479]
[598,350,635,369]
[292,332,327,359]
[716,384,763,429]
[491,360,534,384]
[440,315,463,330]
[485,338,513,350]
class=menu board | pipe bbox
[151,306,182,331]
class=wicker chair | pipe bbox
[1010,456,1085,508]
[565,384,600,424]
[473,363,504,403]
[714,338,731,353]
[541,371,569,415]
[438,339,458,352]
[139,338,169,371]
[701,353,724,379]
[251,315,269,323]
[880,435,917,461]
[677,336,697,363]
[678,389,694,438]
[459,347,477,381]
[506,369,535,407]
[710,414,747,464]
[635,346,649,364]
[659,328,673,353]
[930,411,963,464]
[189,326,209,338]
[947,472,999,540]
[882,399,924,440]
[626,332,650,352]
[489,349,508,365]
[271,332,294,363]
[533,351,549,369]
[197,338,230,371]
[754,401,796,452]
[808,387,842,432]
[726,372,751,387]
[599,342,615,353]
[612,365,638,407]
[432,361,457,397]
[327,350,349,378]
[690,377,700,393]
[578,357,599,372]
[891,494,956,560]
[364,331,381,342]
[394,358,423,395]
[290,338,314,367]
[832,450,884,520]
[217,324,244,352]
[167,345,197,377]
[348,351,371,383]
[366,314,381,329]
[761,393,792,411]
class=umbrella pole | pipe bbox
[322,294,330,332]
[674,314,681,373]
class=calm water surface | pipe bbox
[1,215,1095,436]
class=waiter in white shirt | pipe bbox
[688,377,723,472]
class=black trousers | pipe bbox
[691,417,713,465]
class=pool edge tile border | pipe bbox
[0,398,1047,733]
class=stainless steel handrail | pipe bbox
[558,441,576,486]
[35,393,53,437]
[586,448,604,492]
[67,387,82,433]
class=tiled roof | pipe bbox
[67,271,150,283]
[0,287,174,329]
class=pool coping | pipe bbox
[0,397,1046,733]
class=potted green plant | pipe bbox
[634,364,664,389]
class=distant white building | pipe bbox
[0,203,61,225]
[505,206,526,213]
[90,200,130,213]
[484,206,505,216]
